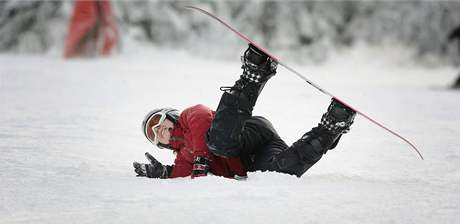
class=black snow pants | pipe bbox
[207,92,335,177]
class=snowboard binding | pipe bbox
[290,99,356,155]
[220,44,278,111]
[240,43,278,84]
[319,98,356,135]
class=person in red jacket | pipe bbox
[134,105,247,179]
[133,44,356,179]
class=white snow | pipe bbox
[1,44,459,224]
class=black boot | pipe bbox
[319,98,356,136]
[221,43,278,113]
[313,98,356,151]
[290,98,356,156]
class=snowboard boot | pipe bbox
[292,98,356,155]
[221,43,278,113]
[320,98,356,135]
[316,98,356,150]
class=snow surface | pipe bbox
[1,44,459,223]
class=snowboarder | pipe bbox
[133,44,356,179]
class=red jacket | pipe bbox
[167,104,247,178]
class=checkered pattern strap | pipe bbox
[242,69,264,83]
[320,115,352,135]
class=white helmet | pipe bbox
[142,108,179,148]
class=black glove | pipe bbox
[191,156,210,178]
[133,152,171,178]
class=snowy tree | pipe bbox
[0,0,66,53]
[1,0,460,65]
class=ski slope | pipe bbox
[1,44,459,223]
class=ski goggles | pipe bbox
[145,108,174,146]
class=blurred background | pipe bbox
[1,0,460,67]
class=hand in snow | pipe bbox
[133,152,171,178]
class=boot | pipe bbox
[221,43,278,113]
[319,98,356,136]
[311,98,356,151]
[292,98,356,156]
